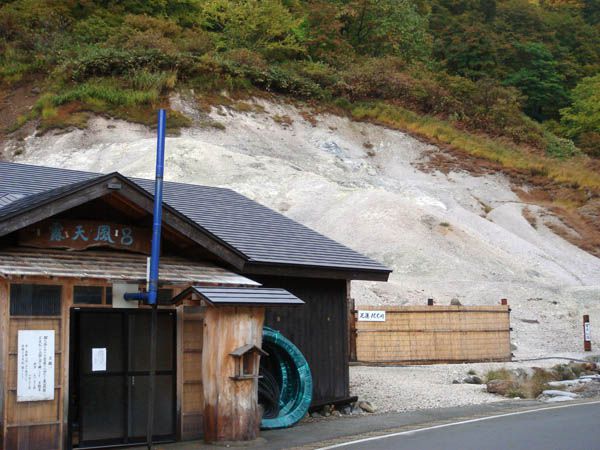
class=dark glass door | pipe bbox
[71,309,175,448]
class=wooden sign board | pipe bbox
[357,310,386,322]
[17,330,55,402]
[19,219,152,254]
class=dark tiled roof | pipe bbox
[0,174,110,220]
[0,161,391,275]
[0,193,25,208]
[174,286,304,306]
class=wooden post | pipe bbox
[584,315,592,352]
[202,306,265,443]
[346,281,356,362]
[0,280,8,450]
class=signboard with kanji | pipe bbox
[357,310,386,322]
[17,330,55,402]
[19,219,152,254]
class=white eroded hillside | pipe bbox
[6,96,600,358]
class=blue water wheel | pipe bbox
[259,327,313,429]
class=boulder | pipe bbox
[541,390,578,398]
[463,375,483,385]
[358,401,376,413]
[486,379,517,395]
[450,298,462,306]
[547,380,577,387]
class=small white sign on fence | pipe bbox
[357,310,386,322]
[17,330,55,402]
[584,322,591,341]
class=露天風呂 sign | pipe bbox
[18,219,152,254]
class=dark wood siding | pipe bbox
[253,276,349,405]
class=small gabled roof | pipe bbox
[230,344,268,357]
[0,161,392,280]
[172,286,304,306]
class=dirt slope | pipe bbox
[3,95,600,358]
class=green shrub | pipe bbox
[69,47,191,81]
[128,69,178,92]
[51,80,159,107]
[545,133,581,159]
[506,387,525,398]
[485,368,513,382]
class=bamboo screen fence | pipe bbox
[353,305,511,364]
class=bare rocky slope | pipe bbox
[3,95,600,358]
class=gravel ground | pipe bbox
[349,357,598,413]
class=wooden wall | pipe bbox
[202,306,264,443]
[256,276,349,405]
[354,305,511,364]
[178,306,204,441]
[1,277,75,450]
[0,276,203,450]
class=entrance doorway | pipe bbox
[69,309,176,448]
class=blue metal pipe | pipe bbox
[123,109,166,304]
[147,109,166,305]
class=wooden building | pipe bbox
[0,161,391,449]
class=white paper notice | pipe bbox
[92,348,107,372]
[17,330,55,402]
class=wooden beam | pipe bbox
[0,183,113,238]
[242,262,391,282]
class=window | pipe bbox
[73,286,113,305]
[74,286,103,305]
[10,284,61,316]
[157,288,174,305]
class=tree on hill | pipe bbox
[559,74,600,156]
[503,42,568,121]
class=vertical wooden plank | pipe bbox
[60,279,73,450]
[347,281,356,363]
[0,279,9,450]
[176,305,184,441]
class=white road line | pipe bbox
[316,400,600,449]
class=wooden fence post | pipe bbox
[584,315,592,352]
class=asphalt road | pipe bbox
[319,401,600,450]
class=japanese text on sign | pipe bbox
[19,219,152,254]
[17,330,55,402]
[357,310,386,322]
[584,322,591,341]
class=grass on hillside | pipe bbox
[4,71,599,213]
[350,102,600,193]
